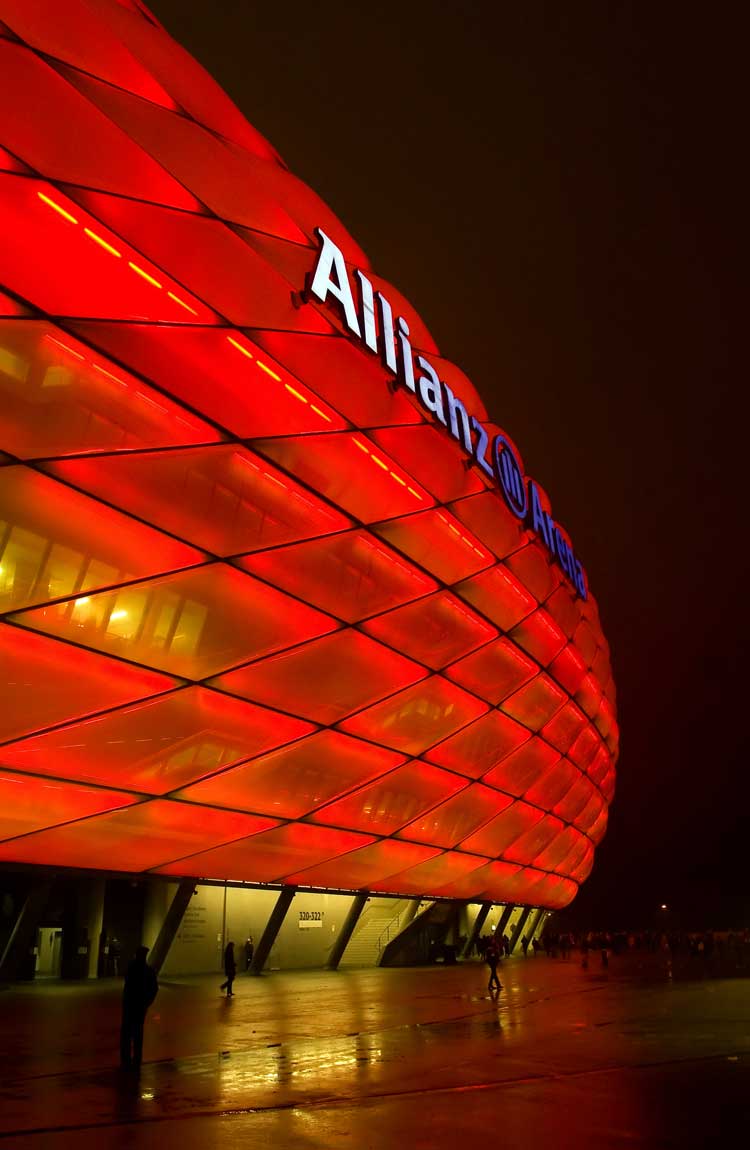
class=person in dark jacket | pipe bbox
[120,945,158,1069]
[220,941,236,997]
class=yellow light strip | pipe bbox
[256,360,281,381]
[311,404,332,423]
[167,291,197,316]
[227,335,253,359]
[128,262,162,288]
[45,335,84,360]
[83,228,121,257]
[284,383,308,403]
[37,191,78,224]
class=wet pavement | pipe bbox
[1,955,749,1148]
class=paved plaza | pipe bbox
[1,955,748,1148]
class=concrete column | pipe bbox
[325,893,367,971]
[496,903,515,940]
[531,909,548,941]
[148,879,195,974]
[83,879,106,979]
[509,906,532,954]
[460,901,491,958]
[0,880,52,982]
[401,899,421,928]
[525,908,545,949]
[250,886,296,975]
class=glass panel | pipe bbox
[46,445,349,557]
[509,609,566,667]
[504,814,564,866]
[554,774,596,823]
[175,731,404,819]
[0,622,176,744]
[500,674,566,731]
[209,629,425,725]
[70,322,344,439]
[307,762,466,835]
[0,320,219,459]
[362,592,496,671]
[425,710,530,779]
[534,825,584,874]
[481,738,561,797]
[373,509,493,584]
[0,798,276,871]
[252,332,423,430]
[397,783,513,848]
[454,565,537,632]
[541,701,588,754]
[0,175,214,322]
[1,686,313,794]
[505,542,559,603]
[339,677,488,757]
[0,40,195,206]
[370,425,484,503]
[548,644,588,695]
[11,565,337,680]
[156,823,374,883]
[0,770,135,842]
[445,636,537,705]
[256,433,433,524]
[450,491,529,561]
[287,839,440,891]
[370,850,488,896]
[238,530,435,623]
[459,799,543,858]
[0,465,203,612]
[545,585,582,638]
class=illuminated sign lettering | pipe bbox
[306,228,587,598]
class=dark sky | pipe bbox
[149,1,745,924]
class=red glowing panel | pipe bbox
[70,323,343,439]
[71,190,332,334]
[0,623,176,744]
[253,331,423,429]
[0,320,220,459]
[569,845,594,884]
[0,466,204,613]
[526,872,577,910]
[445,636,537,705]
[0,770,135,843]
[594,696,615,741]
[504,813,563,866]
[0,799,276,871]
[362,592,496,670]
[576,793,605,835]
[370,850,488,896]
[573,620,599,666]
[532,825,583,873]
[588,746,611,787]
[0,290,29,316]
[541,701,588,754]
[257,433,434,523]
[426,710,530,779]
[481,738,561,798]
[509,609,566,667]
[370,425,484,502]
[591,644,613,686]
[504,542,558,603]
[0,41,194,206]
[554,775,596,823]
[524,757,578,810]
[46,445,349,557]
[1,687,313,794]
[0,144,26,173]
[576,673,603,722]
[0,175,213,322]
[459,800,543,857]
[588,807,608,845]
[307,761,466,835]
[454,565,536,632]
[470,859,527,903]
[450,492,528,560]
[11,565,336,680]
[67,70,307,240]
[568,725,600,771]
[397,783,513,848]
[175,731,403,819]
[287,838,440,890]
[549,644,588,695]
[0,0,177,108]
[545,585,582,639]
[156,823,374,883]
[373,508,493,584]
[209,630,425,725]
[239,530,435,623]
[339,677,488,757]
[501,673,566,730]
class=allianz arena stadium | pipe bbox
[0,1,618,975]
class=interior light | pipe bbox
[37,191,78,224]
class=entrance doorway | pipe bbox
[35,927,63,978]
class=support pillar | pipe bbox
[325,893,367,970]
[250,886,296,975]
[525,908,545,949]
[509,905,532,954]
[531,909,548,941]
[461,901,491,958]
[0,880,52,982]
[496,903,515,941]
[148,879,195,975]
[83,879,105,979]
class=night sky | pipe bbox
[149,2,745,925]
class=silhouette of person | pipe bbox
[120,945,158,1070]
[486,936,502,993]
[220,941,236,996]
[244,935,254,971]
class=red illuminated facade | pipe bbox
[0,0,617,912]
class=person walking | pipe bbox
[120,945,158,1070]
[244,935,254,971]
[486,935,502,993]
[220,940,237,996]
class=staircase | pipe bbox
[340,898,411,967]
